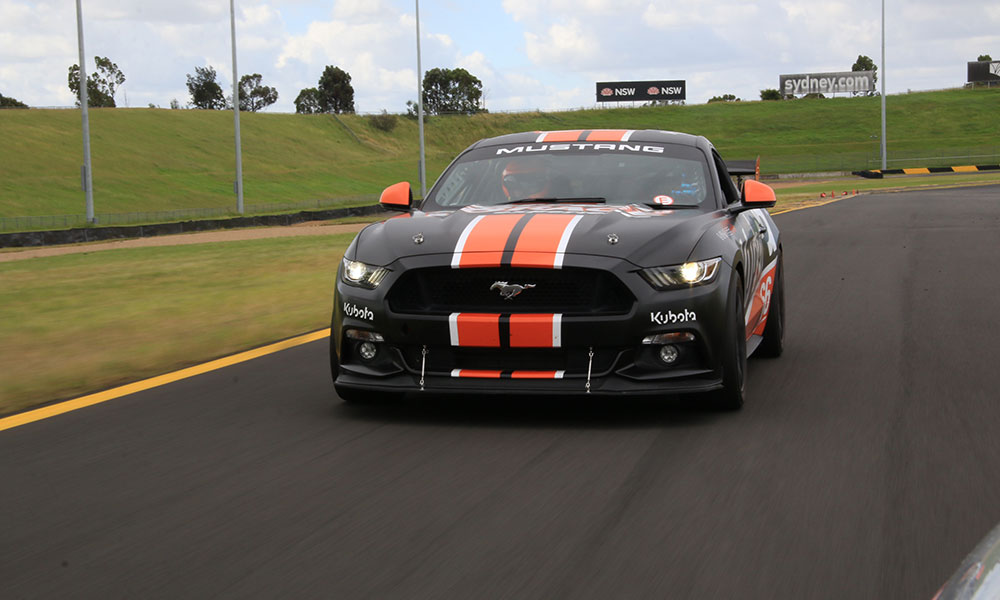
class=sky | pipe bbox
[1,0,998,113]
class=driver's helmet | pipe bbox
[501,158,550,200]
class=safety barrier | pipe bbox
[853,164,1000,178]
[0,204,384,249]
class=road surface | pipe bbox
[3,186,1000,599]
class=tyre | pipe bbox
[714,273,747,410]
[756,252,784,358]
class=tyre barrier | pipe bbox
[0,204,386,249]
[853,164,1000,179]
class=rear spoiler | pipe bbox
[726,156,760,180]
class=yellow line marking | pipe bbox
[771,195,853,216]
[903,167,931,175]
[0,329,331,432]
[953,165,979,173]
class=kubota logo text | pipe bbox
[650,309,697,325]
[343,302,374,321]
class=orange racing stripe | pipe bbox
[449,370,566,379]
[450,369,503,378]
[539,130,585,142]
[452,214,524,268]
[585,130,629,142]
[510,214,582,269]
[509,314,562,348]
[511,371,565,379]
[449,313,501,347]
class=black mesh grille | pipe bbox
[387,267,634,315]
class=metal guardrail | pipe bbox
[0,195,379,233]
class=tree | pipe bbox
[186,66,227,110]
[851,55,878,95]
[68,56,125,107]
[0,92,28,108]
[422,67,484,115]
[295,88,323,114]
[237,74,278,112]
[317,66,355,113]
[404,99,420,118]
[759,88,782,101]
[978,54,993,61]
[708,94,740,103]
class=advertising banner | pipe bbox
[967,61,1000,82]
[595,80,686,102]
[779,71,875,96]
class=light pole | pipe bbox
[75,0,95,223]
[230,0,245,214]
[880,0,887,170]
[415,0,427,198]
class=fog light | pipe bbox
[358,341,378,361]
[659,344,679,364]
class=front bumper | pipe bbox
[332,254,734,397]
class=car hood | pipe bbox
[350,204,723,269]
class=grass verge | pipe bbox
[0,234,353,415]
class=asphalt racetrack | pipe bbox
[3,185,1000,599]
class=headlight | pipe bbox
[639,257,722,290]
[341,258,389,289]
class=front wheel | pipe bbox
[756,252,785,358]
[714,274,747,410]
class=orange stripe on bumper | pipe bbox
[451,369,503,379]
[511,370,565,379]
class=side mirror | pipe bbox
[731,179,776,213]
[380,181,413,211]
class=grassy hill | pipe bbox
[1,87,998,222]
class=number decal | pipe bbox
[758,275,773,318]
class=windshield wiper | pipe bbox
[640,202,701,210]
[500,197,607,205]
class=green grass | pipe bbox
[2,87,999,221]
[0,234,353,415]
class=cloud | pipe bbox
[1,0,998,112]
[524,19,599,68]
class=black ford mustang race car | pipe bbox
[331,129,783,409]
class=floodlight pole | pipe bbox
[230,0,245,214]
[76,0,95,223]
[880,0,887,170]
[416,0,427,198]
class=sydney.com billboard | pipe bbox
[779,71,875,96]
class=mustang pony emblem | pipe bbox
[491,281,536,300]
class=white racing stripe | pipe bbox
[451,215,485,269]
[552,215,583,269]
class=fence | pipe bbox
[0,195,380,233]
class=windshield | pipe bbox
[423,142,715,211]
